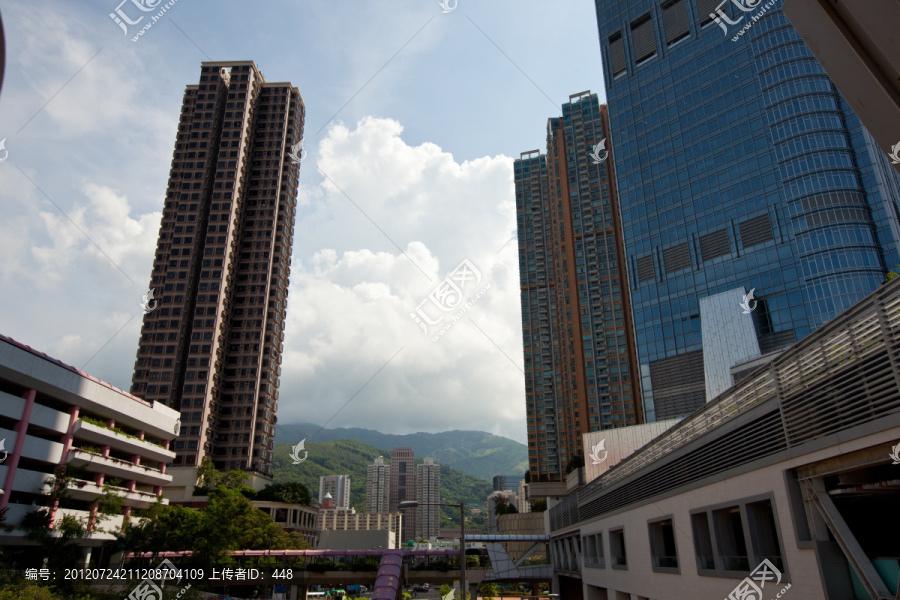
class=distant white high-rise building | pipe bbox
[517,478,531,513]
[366,456,391,513]
[415,457,440,539]
[319,475,350,510]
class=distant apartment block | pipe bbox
[129,60,305,483]
[0,335,178,563]
[366,455,390,513]
[515,91,642,485]
[319,474,350,510]
[389,447,416,540]
[415,457,440,539]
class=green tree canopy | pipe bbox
[255,481,312,505]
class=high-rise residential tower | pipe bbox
[514,92,642,483]
[594,1,900,421]
[319,475,351,510]
[389,447,416,541]
[366,456,391,513]
[129,61,304,484]
[415,457,440,539]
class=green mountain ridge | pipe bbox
[271,438,494,531]
[274,423,528,482]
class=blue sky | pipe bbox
[0,0,608,443]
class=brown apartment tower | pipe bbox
[130,61,304,488]
[389,447,416,542]
[514,91,641,485]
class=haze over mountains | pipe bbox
[274,422,528,482]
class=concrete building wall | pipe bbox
[582,420,681,483]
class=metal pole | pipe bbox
[459,503,466,600]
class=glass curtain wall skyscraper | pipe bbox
[515,92,642,483]
[130,61,304,478]
[595,0,900,421]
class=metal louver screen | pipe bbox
[697,0,720,25]
[739,214,775,248]
[609,34,627,78]
[699,229,731,261]
[662,0,691,45]
[631,16,657,63]
[637,255,655,283]
[663,242,691,273]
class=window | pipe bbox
[661,0,690,45]
[746,499,784,571]
[631,14,657,65]
[583,532,604,568]
[713,506,749,572]
[608,33,627,79]
[648,517,679,572]
[609,528,627,569]
[691,511,716,571]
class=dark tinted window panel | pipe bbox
[662,0,691,45]
[697,0,720,25]
[663,242,691,273]
[801,191,865,211]
[805,208,870,228]
[637,255,656,283]
[649,350,706,419]
[740,214,775,248]
[631,15,657,64]
[759,329,797,355]
[699,229,731,261]
[609,33,627,78]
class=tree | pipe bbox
[479,584,500,600]
[530,498,547,513]
[564,453,584,474]
[493,495,518,516]
[20,466,89,571]
[255,481,311,505]
[195,458,254,495]
[439,584,451,598]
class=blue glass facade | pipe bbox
[595,0,900,420]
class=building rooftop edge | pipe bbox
[0,333,157,410]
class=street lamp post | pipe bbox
[398,501,466,600]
